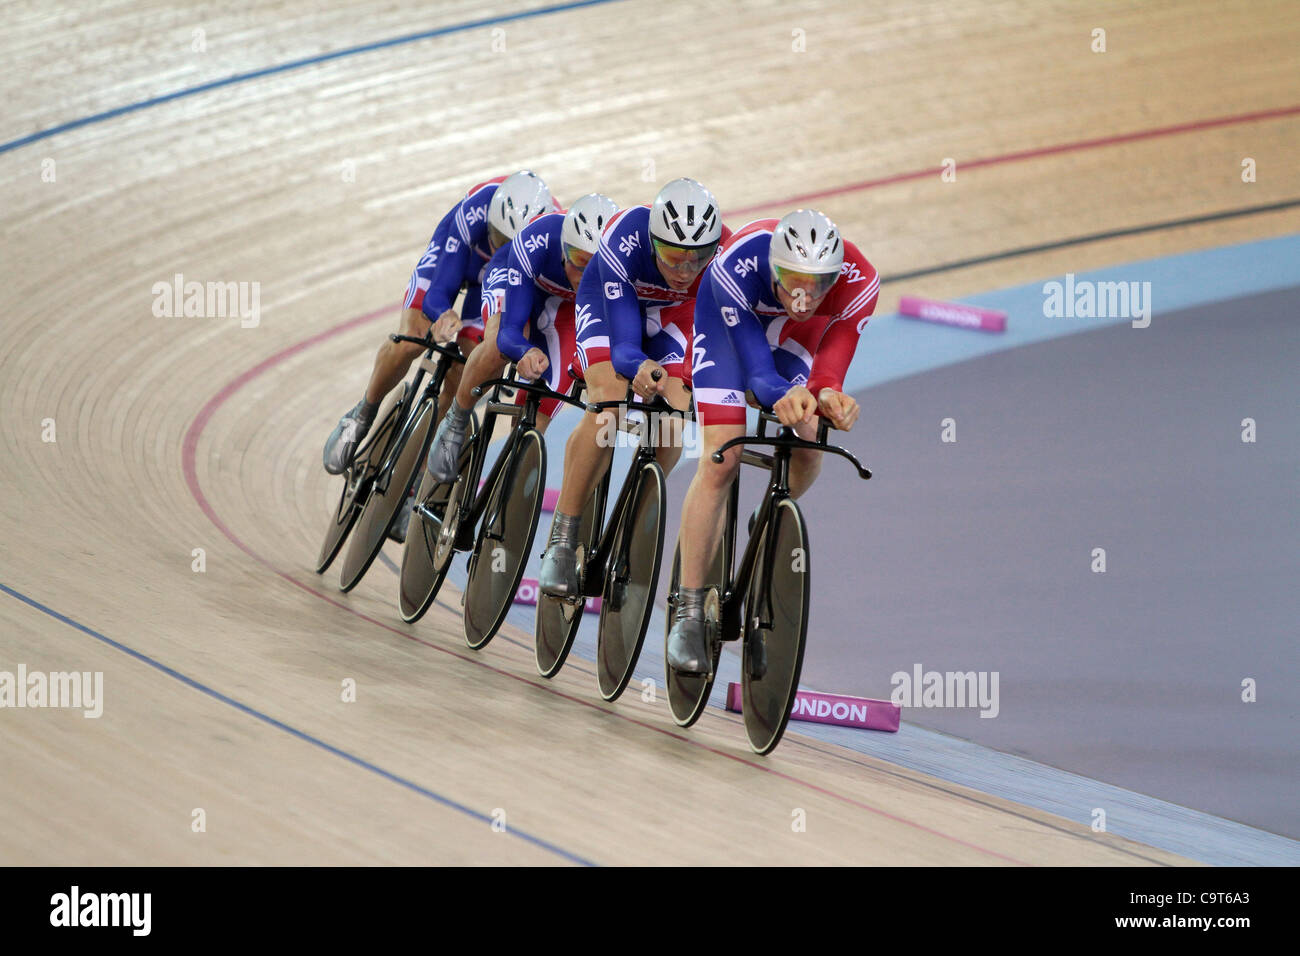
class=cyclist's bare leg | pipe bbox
[450,314,507,413]
[539,361,621,597]
[554,359,622,516]
[434,333,478,421]
[651,376,691,475]
[677,417,821,589]
[365,307,433,406]
[677,423,744,589]
[787,418,822,498]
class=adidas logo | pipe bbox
[720,393,744,405]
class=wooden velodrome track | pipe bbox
[2,0,1296,865]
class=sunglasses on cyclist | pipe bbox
[562,243,594,270]
[651,237,718,273]
[772,263,839,311]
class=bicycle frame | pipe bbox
[711,412,873,642]
[579,391,693,598]
[446,373,589,553]
[372,334,465,496]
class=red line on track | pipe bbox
[730,103,1300,216]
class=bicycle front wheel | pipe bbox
[596,461,666,701]
[741,497,810,755]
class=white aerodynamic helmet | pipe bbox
[769,209,844,306]
[649,178,722,248]
[488,170,552,247]
[562,193,620,261]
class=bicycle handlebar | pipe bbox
[711,421,872,480]
[584,371,692,419]
[470,376,588,413]
[389,333,466,364]
[585,392,691,419]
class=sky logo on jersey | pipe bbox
[523,232,550,254]
[463,204,487,226]
[617,232,641,257]
[604,281,623,299]
[733,255,760,278]
[840,261,868,283]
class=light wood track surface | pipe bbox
[3,0,1296,864]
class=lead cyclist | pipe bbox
[667,209,880,673]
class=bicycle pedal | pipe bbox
[557,595,582,622]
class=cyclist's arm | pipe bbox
[498,243,539,362]
[807,315,866,397]
[421,231,470,320]
[602,257,649,380]
[808,243,879,396]
[711,272,792,409]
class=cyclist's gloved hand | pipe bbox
[817,388,859,431]
[632,359,667,399]
[773,385,817,426]
[516,347,549,382]
[431,309,462,345]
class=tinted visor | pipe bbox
[772,263,838,309]
[651,237,717,277]
[563,243,593,270]
[488,223,511,251]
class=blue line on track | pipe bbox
[0,0,623,155]
[0,580,597,866]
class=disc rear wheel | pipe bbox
[315,391,404,574]
[339,393,434,592]
[396,414,478,622]
[665,535,727,727]
[534,487,601,678]
[463,429,546,650]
